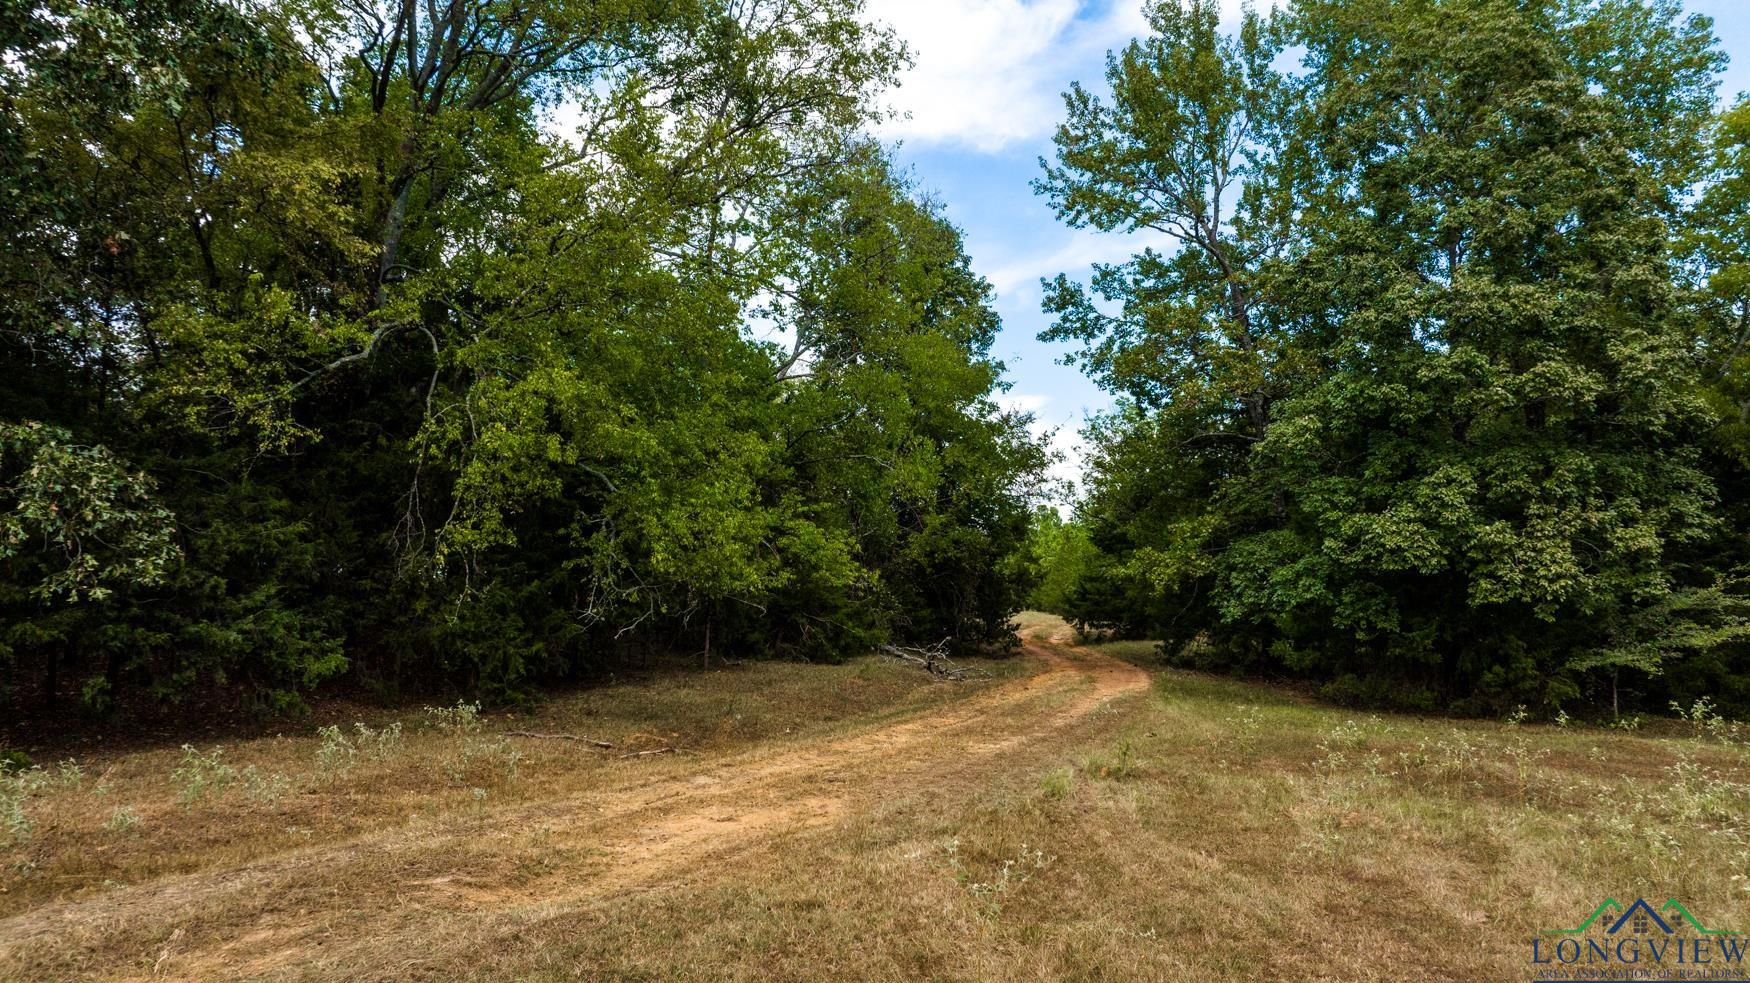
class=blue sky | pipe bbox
[868,0,1750,494]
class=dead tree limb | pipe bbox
[878,640,990,681]
[503,731,614,749]
[619,746,684,758]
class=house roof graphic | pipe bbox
[1605,898,1673,935]
[1543,897,1741,937]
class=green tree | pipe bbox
[0,0,1045,723]
[1043,0,1744,713]
[1022,509,1096,616]
[1663,95,1750,715]
[0,423,181,711]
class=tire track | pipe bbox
[0,628,1147,980]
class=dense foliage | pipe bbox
[0,0,1046,722]
[1041,0,1750,716]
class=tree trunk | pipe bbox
[377,174,417,302]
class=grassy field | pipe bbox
[4,615,1750,980]
[0,651,1030,918]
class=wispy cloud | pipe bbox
[868,0,1147,152]
[997,392,1090,501]
[997,392,1051,416]
[868,0,1276,153]
[983,226,1175,302]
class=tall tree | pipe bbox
[1036,0,1302,655]
[1044,0,1748,713]
[0,0,1045,723]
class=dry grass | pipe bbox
[445,653,1750,981]
[0,652,1026,920]
[5,615,1750,980]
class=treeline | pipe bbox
[1032,0,1750,717]
[0,0,1047,723]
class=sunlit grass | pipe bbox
[4,619,1748,980]
[0,653,1021,920]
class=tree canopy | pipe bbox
[0,0,1047,722]
[1041,0,1750,716]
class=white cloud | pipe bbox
[1041,416,1087,504]
[868,0,1146,152]
[868,0,1278,153]
[997,392,1087,503]
[997,392,1052,415]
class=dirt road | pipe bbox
[0,623,1148,979]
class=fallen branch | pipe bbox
[503,731,615,749]
[878,640,990,681]
[619,746,684,758]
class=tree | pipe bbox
[0,423,181,710]
[1042,0,1743,714]
[1660,95,1750,716]
[1037,0,1296,440]
[0,0,1046,724]
[765,147,1047,653]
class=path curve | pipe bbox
[0,626,1148,980]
